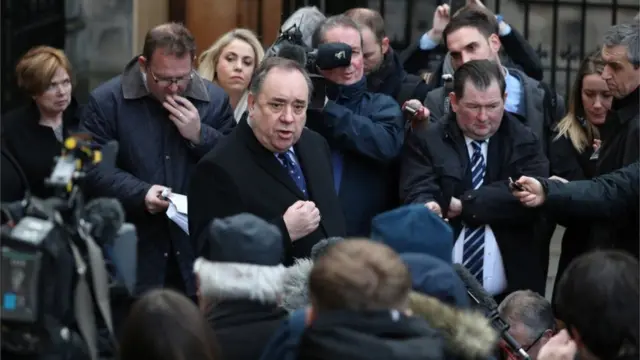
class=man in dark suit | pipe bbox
[189,57,346,265]
[400,59,549,299]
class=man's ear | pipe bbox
[503,91,508,102]
[137,56,147,71]
[247,92,256,111]
[488,33,502,54]
[449,92,459,113]
[381,36,390,54]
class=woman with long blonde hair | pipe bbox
[198,29,264,122]
[550,49,613,302]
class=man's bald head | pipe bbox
[142,22,196,62]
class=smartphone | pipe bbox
[509,177,524,191]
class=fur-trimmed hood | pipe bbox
[409,292,498,360]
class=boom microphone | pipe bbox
[453,264,532,360]
[82,198,125,246]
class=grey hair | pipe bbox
[281,6,326,48]
[312,14,363,48]
[247,57,313,128]
[249,56,313,96]
[498,290,556,342]
[603,23,640,68]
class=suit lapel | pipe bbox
[237,117,306,199]
[446,119,473,190]
[294,130,332,236]
[485,135,502,183]
[294,131,323,199]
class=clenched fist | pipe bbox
[283,201,321,241]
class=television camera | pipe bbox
[1,134,131,360]
[268,22,353,108]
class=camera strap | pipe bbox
[69,231,116,360]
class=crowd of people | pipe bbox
[1,1,638,359]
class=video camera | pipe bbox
[268,23,353,108]
[0,134,135,360]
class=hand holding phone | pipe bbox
[509,177,524,191]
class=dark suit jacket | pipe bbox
[188,117,346,264]
[400,112,550,295]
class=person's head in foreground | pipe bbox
[308,238,412,315]
[499,290,556,360]
[553,250,638,360]
[119,288,219,360]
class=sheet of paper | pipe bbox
[168,193,188,214]
[166,193,189,235]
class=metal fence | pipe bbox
[282,0,639,100]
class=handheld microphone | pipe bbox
[310,42,352,70]
[453,264,532,360]
[82,198,125,246]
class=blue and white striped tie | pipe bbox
[463,140,486,284]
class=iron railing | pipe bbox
[281,0,639,100]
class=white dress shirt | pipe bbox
[452,137,508,296]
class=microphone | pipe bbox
[82,198,125,246]
[310,237,344,260]
[309,42,352,70]
[194,257,314,312]
[453,264,532,360]
[277,43,308,67]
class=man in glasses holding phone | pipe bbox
[498,290,556,360]
[81,22,235,326]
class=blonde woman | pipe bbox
[549,49,612,303]
[198,29,264,122]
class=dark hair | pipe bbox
[119,289,219,360]
[554,250,639,360]
[142,22,196,62]
[312,15,362,48]
[249,56,313,97]
[443,4,499,47]
[453,59,506,98]
[344,8,386,43]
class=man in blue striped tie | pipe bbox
[400,59,550,301]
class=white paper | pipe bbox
[166,193,189,234]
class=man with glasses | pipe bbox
[81,22,234,329]
[499,290,556,360]
[400,60,549,301]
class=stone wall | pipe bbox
[65,0,134,103]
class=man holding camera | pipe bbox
[306,15,404,237]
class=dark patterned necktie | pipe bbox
[463,140,486,284]
[277,151,308,198]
